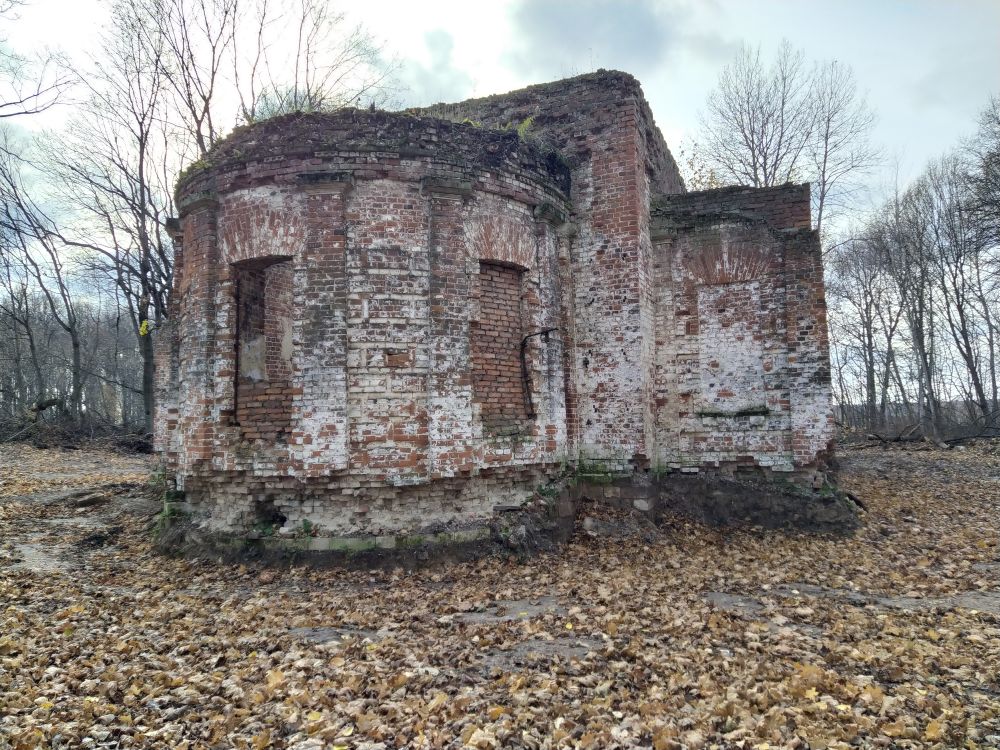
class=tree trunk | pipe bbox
[141,330,154,434]
[70,331,83,422]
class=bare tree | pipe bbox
[864,187,945,441]
[241,0,396,122]
[0,226,146,431]
[0,231,47,417]
[153,0,238,156]
[0,0,73,120]
[138,0,397,157]
[0,143,84,420]
[699,41,815,188]
[809,60,879,237]
[921,155,993,422]
[40,0,174,432]
[828,115,1000,443]
[698,42,879,238]
[967,95,1000,246]
[828,234,905,433]
[0,0,401,437]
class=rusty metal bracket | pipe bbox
[520,327,559,419]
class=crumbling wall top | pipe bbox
[651,183,813,232]
[175,108,572,202]
[414,69,684,195]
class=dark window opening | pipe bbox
[233,256,294,442]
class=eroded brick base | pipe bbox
[178,464,560,537]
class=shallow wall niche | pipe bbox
[233,255,294,442]
[697,281,766,415]
[471,261,528,433]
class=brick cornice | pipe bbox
[177,192,218,218]
[164,217,183,242]
[533,201,566,226]
[297,171,354,195]
[420,176,473,198]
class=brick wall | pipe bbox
[420,70,686,461]
[697,282,767,414]
[346,179,430,480]
[650,185,833,475]
[158,108,571,535]
[471,262,527,430]
[415,70,683,195]
[652,184,812,232]
[264,262,293,381]
[156,75,836,539]
[235,266,266,378]
[232,259,294,442]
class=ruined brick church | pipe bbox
[155,71,844,548]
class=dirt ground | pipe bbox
[1,442,999,749]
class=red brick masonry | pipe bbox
[471,262,528,431]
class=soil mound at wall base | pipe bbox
[656,474,861,533]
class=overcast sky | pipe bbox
[11,0,1000,192]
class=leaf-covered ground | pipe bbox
[1,443,999,749]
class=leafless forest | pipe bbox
[0,0,394,439]
[1,5,999,446]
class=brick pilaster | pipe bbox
[424,178,474,478]
[291,175,352,476]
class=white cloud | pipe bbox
[395,30,474,107]
[7,0,999,194]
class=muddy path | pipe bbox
[0,444,155,574]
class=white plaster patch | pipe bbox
[697,282,766,414]
[239,336,266,380]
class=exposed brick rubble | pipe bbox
[155,70,844,548]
